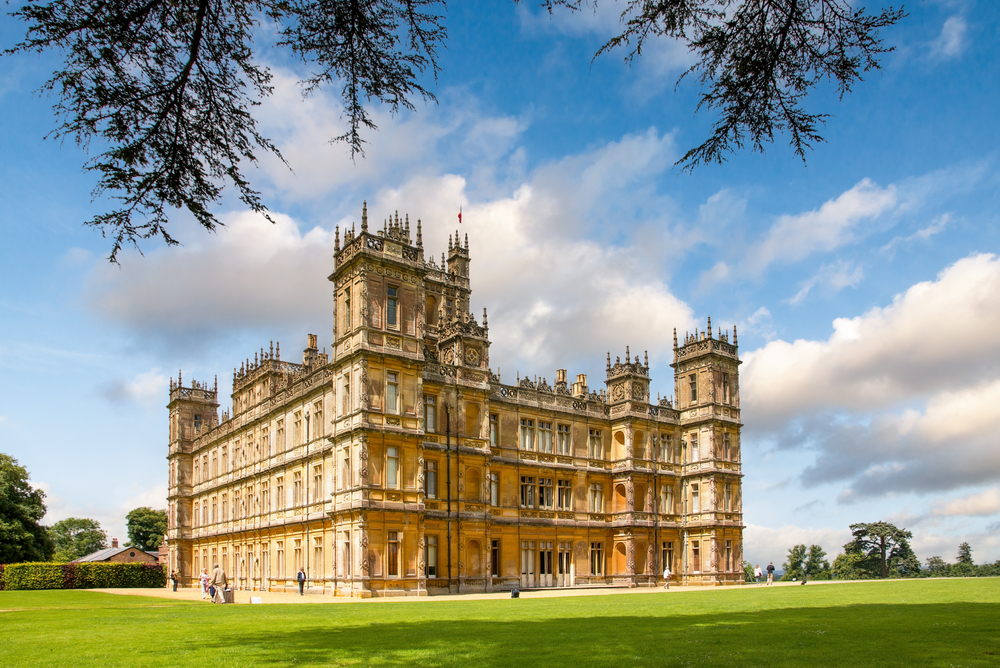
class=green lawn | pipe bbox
[2,579,998,666]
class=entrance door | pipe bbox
[557,542,573,587]
[539,542,553,587]
[520,541,535,588]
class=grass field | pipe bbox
[2,579,998,667]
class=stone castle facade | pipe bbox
[166,204,744,596]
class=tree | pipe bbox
[5,0,906,260]
[844,521,918,579]
[781,543,807,581]
[956,542,974,565]
[48,517,108,562]
[804,544,831,580]
[742,560,755,583]
[125,507,167,551]
[831,551,873,580]
[924,556,948,575]
[0,453,55,563]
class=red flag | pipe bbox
[458,206,462,224]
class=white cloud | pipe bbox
[787,259,864,305]
[40,481,168,548]
[99,369,170,408]
[932,488,1000,518]
[743,178,897,275]
[881,213,952,256]
[929,15,967,60]
[743,523,851,567]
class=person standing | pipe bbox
[199,568,211,600]
[766,562,775,585]
[297,568,306,596]
[170,570,178,592]
[663,565,671,589]
[754,564,762,585]
[210,563,228,603]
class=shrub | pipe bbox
[0,561,166,590]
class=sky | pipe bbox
[1,1,999,568]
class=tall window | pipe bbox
[313,402,323,439]
[424,460,438,499]
[276,478,284,509]
[689,374,698,403]
[725,540,733,571]
[723,433,731,460]
[211,496,217,523]
[490,473,499,506]
[662,484,674,514]
[341,451,351,490]
[342,375,351,414]
[387,447,399,488]
[261,482,269,512]
[194,414,202,431]
[489,413,499,446]
[690,434,699,462]
[221,446,228,472]
[491,539,500,577]
[520,419,534,451]
[293,412,302,445]
[590,542,604,575]
[692,540,701,573]
[425,535,438,577]
[305,412,310,441]
[276,421,285,452]
[446,299,453,320]
[557,424,570,455]
[424,395,436,432]
[538,422,553,453]
[588,429,603,459]
[386,286,399,327]
[312,465,322,503]
[194,460,200,484]
[589,483,603,512]
[276,542,285,577]
[557,480,572,510]
[387,531,400,577]
[724,483,732,512]
[662,541,674,573]
[520,476,535,508]
[659,434,672,462]
[386,372,399,414]
[212,451,218,478]
[343,532,351,577]
[293,472,302,506]
[294,539,303,572]
[691,484,700,513]
[344,288,351,331]
[538,478,553,509]
[313,537,323,576]
[221,494,228,520]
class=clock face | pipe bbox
[465,347,480,365]
[612,383,625,400]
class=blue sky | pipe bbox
[2,1,999,567]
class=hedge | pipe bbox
[0,562,166,590]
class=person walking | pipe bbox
[297,567,306,596]
[766,562,775,585]
[210,563,228,603]
[199,568,211,600]
[663,565,671,589]
[170,570,178,592]
[754,564,762,585]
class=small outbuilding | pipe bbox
[72,538,160,564]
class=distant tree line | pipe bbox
[1,452,167,563]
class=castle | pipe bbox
[165,204,744,596]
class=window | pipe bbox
[261,482,269,512]
[424,460,438,499]
[313,537,323,575]
[658,434,672,462]
[722,373,730,404]
[538,422,553,453]
[342,533,351,577]
[520,419,534,450]
[387,446,399,488]
[489,413,498,446]
[276,421,285,453]
[276,477,284,510]
[588,429,603,459]
[293,411,302,445]
[520,476,535,508]
[725,540,733,571]
[212,451,218,478]
[692,540,701,573]
[221,494,228,520]
[723,433,731,460]
[344,288,351,331]
[386,372,399,414]
[276,542,285,577]
[590,542,604,575]
[425,535,438,577]
[305,412,310,441]
[293,472,302,506]
[691,484,700,513]
[557,424,570,455]
[689,374,698,403]
[557,480,572,510]
[446,299,453,320]
[313,402,323,439]
[221,446,228,472]
[313,465,323,503]
[341,451,351,490]
[538,478,553,509]
[424,395,436,433]
[662,484,674,514]
[211,496,217,523]
[194,459,200,484]
[491,539,500,577]
[194,414,202,431]
[690,434,699,462]
[294,539,303,572]
[724,483,732,512]
[388,531,400,577]
[662,541,674,573]
[387,286,398,327]
[193,501,199,527]
[490,473,499,506]
[589,483,604,512]
[539,541,553,577]
[342,375,351,414]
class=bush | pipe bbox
[0,561,165,590]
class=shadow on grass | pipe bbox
[197,602,1000,667]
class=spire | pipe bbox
[334,226,340,252]
[178,370,182,386]
[483,307,488,329]
[361,201,368,231]
[607,352,611,370]
[448,234,452,251]
[644,350,648,367]
[276,341,281,360]
[405,213,410,237]
[707,315,712,338]
[626,345,630,362]
[441,252,445,268]
[733,325,738,347]
[673,327,678,349]
[214,376,218,393]
[270,340,274,358]
[464,233,469,250]
[416,219,423,247]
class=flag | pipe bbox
[458,206,462,224]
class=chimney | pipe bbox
[112,538,119,548]
[572,374,588,398]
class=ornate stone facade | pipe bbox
[165,204,744,596]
